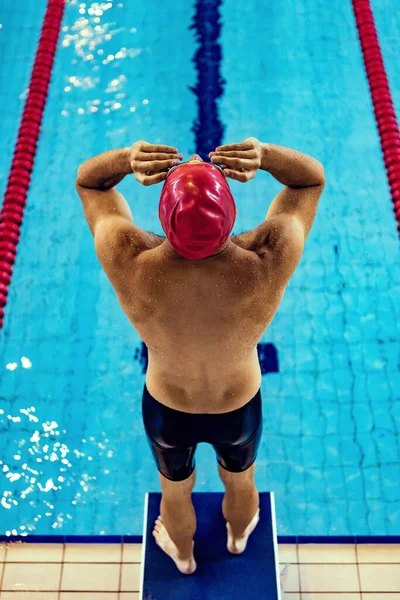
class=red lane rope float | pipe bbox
[0,0,66,331]
[352,0,400,234]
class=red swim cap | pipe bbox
[159,163,237,259]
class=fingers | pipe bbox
[132,157,181,173]
[130,142,183,185]
[214,141,254,152]
[223,169,257,182]
[140,142,179,154]
[137,152,183,162]
[208,137,261,183]
[209,149,258,159]
[135,171,168,186]
[209,155,257,170]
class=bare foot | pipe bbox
[226,508,260,554]
[152,515,197,575]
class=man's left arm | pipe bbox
[76,147,135,236]
[76,142,182,256]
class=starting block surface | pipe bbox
[140,491,281,600]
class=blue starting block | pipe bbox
[140,491,281,600]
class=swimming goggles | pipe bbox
[166,160,226,178]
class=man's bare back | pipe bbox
[107,232,289,414]
[76,138,325,415]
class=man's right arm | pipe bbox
[260,143,325,242]
[210,138,325,267]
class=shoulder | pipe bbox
[232,216,304,266]
[230,220,274,255]
[94,218,165,291]
[95,218,164,261]
[263,215,304,253]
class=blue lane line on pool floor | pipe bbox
[189,0,225,159]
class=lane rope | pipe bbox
[0,0,66,331]
[352,0,400,234]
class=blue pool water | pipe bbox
[0,0,399,537]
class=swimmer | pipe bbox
[76,137,325,574]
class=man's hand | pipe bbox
[129,140,183,186]
[208,137,262,182]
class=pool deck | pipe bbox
[0,542,399,598]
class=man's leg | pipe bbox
[213,388,263,554]
[157,467,197,560]
[218,460,259,537]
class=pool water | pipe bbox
[0,0,399,536]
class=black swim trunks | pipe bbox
[142,384,262,482]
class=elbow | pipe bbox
[75,165,85,187]
[318,163,326,186]
[305,162,325,188]
[76,161,93,187]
